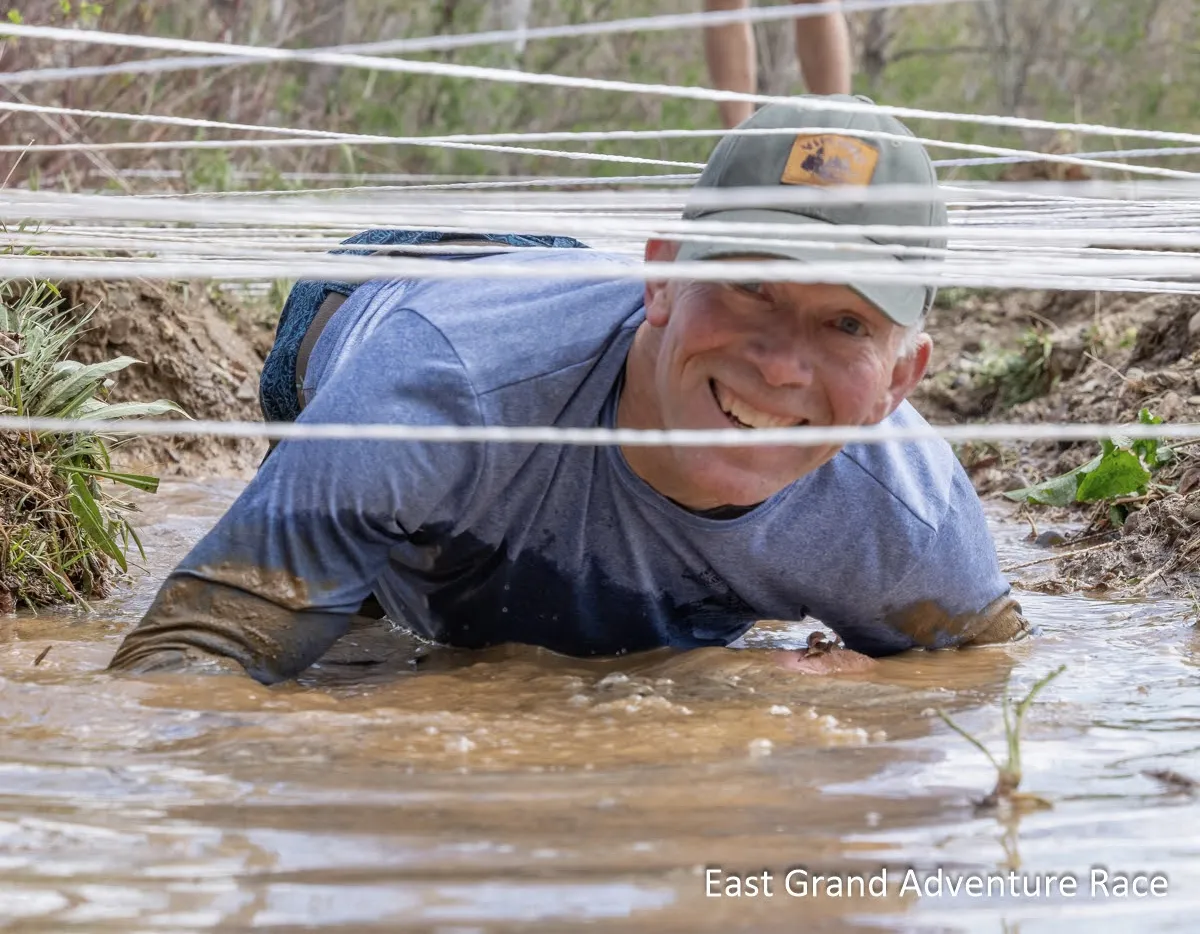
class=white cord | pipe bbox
[0,101,701,171]
[12,191,1200,252]
[935,144,1200,168]
[4,107,1200,184]
[4,254,1200,293]
[1,414,1196,448]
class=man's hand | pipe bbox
[772,647,877,674]
[770,631,877,674]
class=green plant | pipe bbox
[1003,408,1172,518]
[937,664,1067,812]
[0,282,184,607]
[970,329,1056,411]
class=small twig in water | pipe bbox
[1142,769,1198,796]
[1001,540,1118,574]
[33,645,51,666]
[1129,556,1181,596]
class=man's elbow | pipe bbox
[832,595,1036,658]
[106,573,350,685]
[878,594,1036,651]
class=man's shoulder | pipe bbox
[770,404,1005,655]
[831,402,969,533]
[401,249,646,396]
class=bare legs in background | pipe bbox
[703,0,852,127]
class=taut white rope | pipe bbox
[4,254,1200,293]
[1,414,1197,448]
[7,117,1196,184]
[13,111,1200,186]
[0,101,701,171]
[936,144,1200,169]
[13,190,1200,249]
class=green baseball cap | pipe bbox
[676,94,947,327]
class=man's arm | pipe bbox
[877,468,1033,653]
[108,305,484,684]
[107,574,358,682]
[808,468,1032,658]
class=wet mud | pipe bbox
[65,280,274,477]
[913,288,1200,599]
[1,480,1198,932]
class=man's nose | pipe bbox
[746,330,816,388]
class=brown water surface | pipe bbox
[1,480,1198,932]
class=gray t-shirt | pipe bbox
[177,248,1010,659]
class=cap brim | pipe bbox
[673,209,929,327]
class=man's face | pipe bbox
[619,241,930,510]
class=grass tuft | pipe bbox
[938,664,1067,814]
[0,279,185,611]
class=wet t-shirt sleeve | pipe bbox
[840,469,1014,656]
[108,308,484,684]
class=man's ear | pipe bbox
[883,333,932,417]
[643,238,679,327]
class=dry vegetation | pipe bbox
[2,0,1199,187]
[913,287,1200,597]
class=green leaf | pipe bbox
[1132,408,1164,468]
[1075,448,1150,502]
[31,356,140,417]
[67,472,126,571]
[1003,453,1101,506]
[59,464,159,493]
[124,520,147,562]
[76,398,188,421]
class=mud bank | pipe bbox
[914,288,1200,599]
[66,281,274,477]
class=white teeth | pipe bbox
[713,381,799,429]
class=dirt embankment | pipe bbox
[914,288,1200,599]
[66,281,275,477]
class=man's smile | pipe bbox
[710,379,808,430]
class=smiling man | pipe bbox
[108,96,1031,685]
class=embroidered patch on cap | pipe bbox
[781,134,879,186]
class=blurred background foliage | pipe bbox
[1,0,1198,189]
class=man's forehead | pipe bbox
[693,259,893,323]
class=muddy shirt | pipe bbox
[110,249,1013,683]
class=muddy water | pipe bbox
[2,481,1199,932]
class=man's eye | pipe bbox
[733,281,766,296]
[835,315,867,336]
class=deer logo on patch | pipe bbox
[782,134,879,187]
